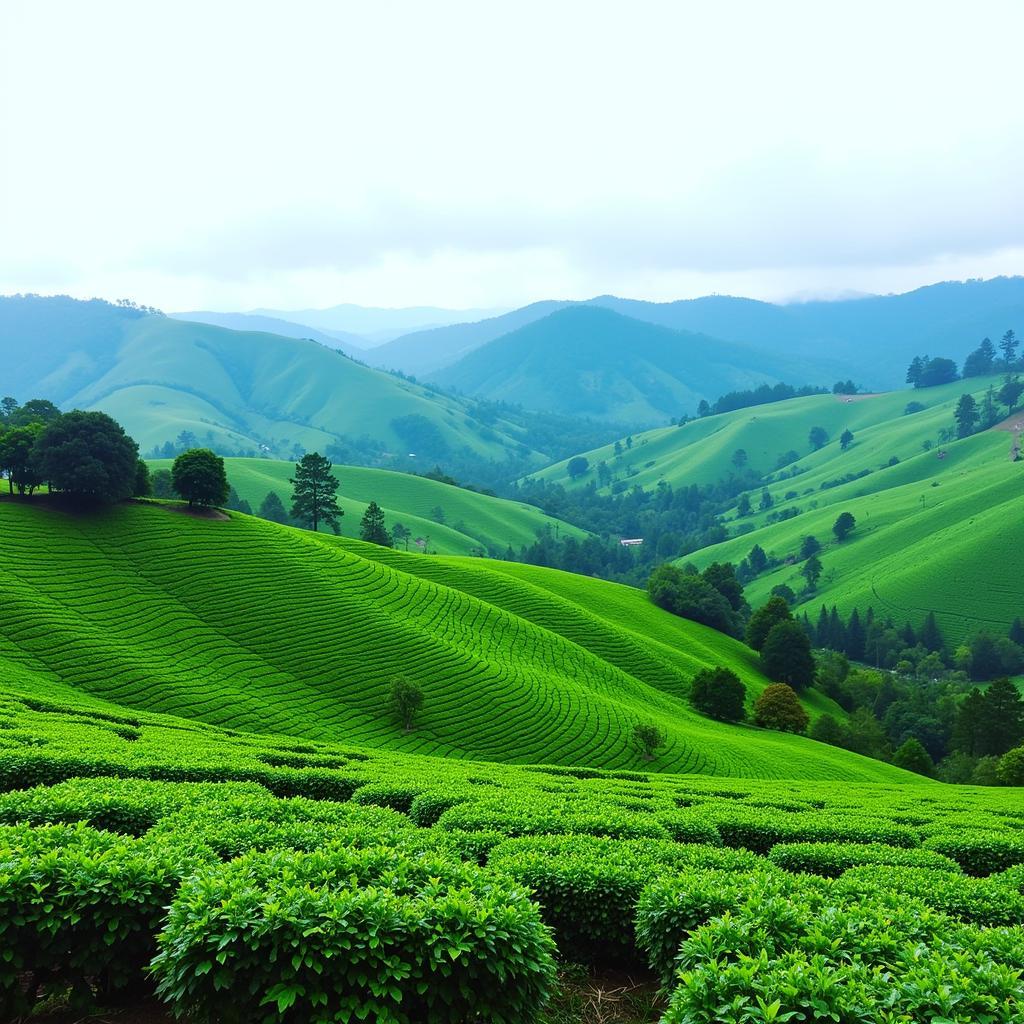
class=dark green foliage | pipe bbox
[892,737,935,776]
[832,510,856,541]
[799,534,820,559]
[809,713,845,746]
[977,677,1024,755]
[746,542,767,574]
[566,455,589,479]
[150,845,556,1024]
[150,468,174,498]
[701,561,746,612]
[955,392,979,437]
[632,723,666,761]
[389,676,423,731]
[257,490,290,524]
[770,583,796,605]
[0,422,44,493]
[647,563,742,636]
[744,596,792,651]
[289,451,342,533]
[906,354,959,388]
[34,410,139,501]
[808,425,829,450]
[359,499,392,546]
[171,448,229,507]
[839,427,854,450]
[963,337,996,377]
[997,746,1024,785]
[224,485,252,515]
[689,666,746,722]
[753,683,809,733]
[760,621,815,691]
[800,552,822,589]
[133,458,151,497]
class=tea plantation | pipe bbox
[0,695,1021,1021]
[1,499,1022,1022]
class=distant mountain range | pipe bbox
[430,306,835,425]
[248,302,509,345]
[170,311,369,357]
[369,278,1024,396]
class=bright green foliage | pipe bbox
[289,451,342,533]
[923,830,1024,876]
[171,448,229,507]
[633,723,666,761]
[150,845,557,1024]
[997,746,1024,785]
[0,501,891,780]
[767,841,961,877]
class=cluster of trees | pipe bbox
[0,398,147,503]
[907,329,1022,393]
[952,333,1023,438]
[797,603,1024,683]
[694,382,828,419]
[808,652,1023,783]
[647,562,749,638]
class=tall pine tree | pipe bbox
[845,608,866,661]
[359,500,392,547]
[289,453,342,533]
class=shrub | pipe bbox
[351,781,425,814]
[0,823,208,1017]
[768,841,961,877]
[151,844,556,1024]
[923,829,1024,876]
[753,683,809,733]
[689,666,746,722]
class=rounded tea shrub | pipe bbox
[150,844,556,1024]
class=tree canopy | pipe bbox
[171,448,229,507]
[359,500,392,547]
[690,666,746,722]
[290,453,342,533]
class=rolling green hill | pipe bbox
[0,497,908,782]
[429,305,832,426]
[535,375,1024,644]
[0,295,543,464]
[149,457,587,556]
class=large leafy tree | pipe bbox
[689,666,746,722]
[745,597,792,652]
[760,619,816,691]
[359,500,392,547]
[753,684,808,733]
[171,448,229,507]
[0,422,44,494]
[290,452,342,533]
[647,564,741,637]
[33,411,139,501]
[832,511,856,541]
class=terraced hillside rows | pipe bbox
[0,696,1020,1021]
[149,457,587,556]
[0,498,904,781]
[534,376,1024,642]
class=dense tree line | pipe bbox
[0,397,145,502]
[694,382,828,419]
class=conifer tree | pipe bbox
[359,500,392,547]
[845,608,866,661]
[289,453,342,533]
[920,612,943,653]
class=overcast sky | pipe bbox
[1,0,1023,312]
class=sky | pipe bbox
[1,0,1023,313]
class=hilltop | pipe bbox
[149,456,587,556]
[0,498,907,781]
[535,376,1024,643]
[0,295,550,464]
[429,305,828,426]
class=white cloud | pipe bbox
[1,0,1023,309]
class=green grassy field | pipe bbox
[533,376,1024,643]
[0,497,905,782]
[148,457,587,556]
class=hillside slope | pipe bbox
[0,295,542,463]
[0,499,906,781]
[150,457,587,556]
[534,376,1024,643]
[430,306,827,425]
[170,311,368,355]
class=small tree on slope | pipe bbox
[389,676,424,731]
[633,723,666,761]
[359,500,392,547]
[290,453,342,533]
[171,448,228,507]
[754,684,809,734]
